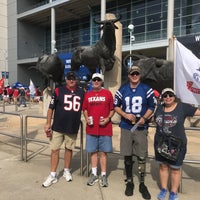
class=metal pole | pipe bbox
[129,31,132,67]
[167,0,174,60]
[50,0,55,89]
[101,0,106,21]
[80,121,83,176]
[100,0,106,38]
[51,10,56,53]
[128,24,135,68]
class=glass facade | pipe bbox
[174,0,200,36]
[16,0,200,57]
[54,17,91,53]
[114,0,168,44]
[41,0,200,55]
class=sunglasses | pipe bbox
[130,71,140,76]
[162,93,175,98]
[92,78,102,82]
[67,76,76,80]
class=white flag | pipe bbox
[29,79,36,95]
[174,40,200,105]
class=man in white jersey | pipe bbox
[114,66,155,199]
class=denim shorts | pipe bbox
[86,134,112,153]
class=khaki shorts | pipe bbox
[50,131,77,150]
[120,128,148,158]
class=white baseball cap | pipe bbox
[161,88,175,96]
[92,73,104,81]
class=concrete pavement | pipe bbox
[0,102,200,200]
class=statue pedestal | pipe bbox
[104,13,122,123]
[42,87,52,116]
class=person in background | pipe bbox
[154,88,200,200]
[8,86,14,103]
[3,86,10,103]
[114,66,155,199]
[18,87,27,107]
[42,71,84,187]
[82,73,114,187]
[154,89,161,105]
[0,90,3,101]
[25,88,30,102]
[13,88,19,105]
[35,86,42,102]
[29,87,35,103]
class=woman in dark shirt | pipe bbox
[154,88,200,200]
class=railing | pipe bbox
[23,115,84,176]
[0,111,24,160]
[0,99,44,113]
[0,100,18,112]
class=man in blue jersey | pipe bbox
[114,66,155,199]
[42,71,85,187]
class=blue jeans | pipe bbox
[86,134,112,153]
[19,96,26,106]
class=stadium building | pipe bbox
[6,0,200,89]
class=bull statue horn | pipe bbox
[93,18,104,25]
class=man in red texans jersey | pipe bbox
[42,71,85,187]
[82,73,115,187]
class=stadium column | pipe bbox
[104,13,122,123]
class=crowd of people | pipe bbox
[0,84,42,106]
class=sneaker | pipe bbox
[125,181,134,196]
[63,170,72,182]
[168,192,178,200]
[42,174,58,187]
[99,175,108,187]
[157,188,167,200]
[87,173,98,186]
[139,183,151,199]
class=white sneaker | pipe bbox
[63,170,72,182]
[42,174,58,187]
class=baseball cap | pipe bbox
[92,73,104,81]
[66,71,76,79]
[161,88,175,96]
[128,66,141,74]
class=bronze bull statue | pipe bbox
[71,15,121,74]
[29,53,65,85]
